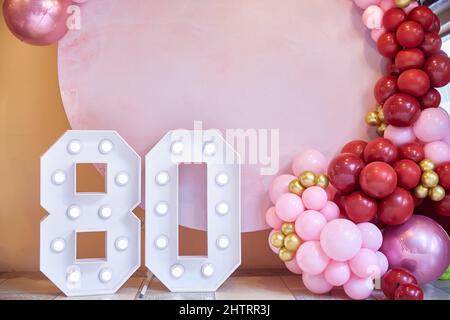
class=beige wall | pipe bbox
[0,7,281,272]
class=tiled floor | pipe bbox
[0,271,448,300]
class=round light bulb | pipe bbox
[52,170,66,185]
[115,237,129,251]
[216,235,230,249]
[98,205,112,219]
[215,172,229,186]
[203,142,216,156]
[215,201,229,215]
[156,171,170,186]
[67,205,81,219]
[171,141,184,155]
[170,264,184,278]
[115,172,129,186]
[99,139,114,154]
[155,235,169,249]
[201,263,215,278]
[51,238,66,253]
[155,202,169,216]
[99,268,113,283]
[67,140,82,154]
[67,269,81,284]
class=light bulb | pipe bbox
[98,205,112,219]
[67,140,82,154]
[201,263,215,278]
[170,264,184,278]
[67,269,81,284]
[99,139,113,154]
[115,237,129,251]
[203,142,216,156]
[156,171,170,186]
[155,235,169,249]
[52,170,66,185]
[155,202,169,216]
[215,201,229,215]
[67,205,81,219]
[171,141,184,155]
[216,235,230,249]
[51,238,66,253]
[115,172,129,186]
[99,268,113,283]
[215,172,229,186]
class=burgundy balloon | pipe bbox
[427,14,441,34]
[383,93,421,127]
[436,162,450,190]
[393,159,421,190]
[386,59,400,76]
[396,21,425,48]
[374,76,398,104]
[398,142,425,162]
[419,88,441,109]
[397,69,430,97]
[344,191,377,223]
[381,267,418,299]
[420,33,442,56]
[359,161,398,198]
[395,283,424,300]
[377,32,401,58]
[340,140,367,159]
[432,194,450,217]
[327,153,365,193]
[383,8,407,32]
[333,192,348,216]
[378,187,414,225]
[395,48,425,72]
[424,54,450,88]
[364,138,399,164]
[408,6,434,30]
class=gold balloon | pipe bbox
[315,174,329,189]
[395,0,412,8]
[270,231,285,248]
[281,222,295,236]
[299,171,316,188]
[278,247,295,262]
[419,159,435,172]
[421,171,439,188]
[377,106,385,123]
[366,111,380,126]
[288,179,304,196]
[284,233,301,251]
[429,185,446,202]
[377,123,387,136]
[414,184,429,199]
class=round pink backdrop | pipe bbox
[58,0,382,232]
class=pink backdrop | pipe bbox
[58,0,382,232]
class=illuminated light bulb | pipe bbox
[115,172,129,186]
[155,235,169,249]
[216,235,230,249]
[98,205,112,219]
[155,202,169,216]
[171,141,184,155]
[52,170,66,185]
[51,238,66,253]
[67,205,81,219]
[156,171,170,186]
[99,139,114,154]
[67,268,81,284]
[170,264,184,278]
[99,268,113,283]
[215,172,229,186]
[203,142,217,156]
[215,201,229,216]
[115,237,129,251]
[67,140,82,154]
[201,263,215,278]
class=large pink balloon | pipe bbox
[296,241,330,275]
[424,141,450,166]
[320,219,363,261]
[413,108,450,143]
[269,174,296,205]
[349,248,379,278]
[292,149,327,176]
[302,272,333,295]
[343,274,374,300]
[324,260,351,286]
[295,210,327,241]
[3,0,72,46]
[358,222,383,251]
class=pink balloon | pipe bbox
[292,150,327,176]
[296,241,330,275]
[268,230,281,254]
[265,206,284,229]
[353,0,381,10]
[269,174,297,204]
[3,0,72,46]
[349,248,379,278]
[320,201,341,221]
[379,0,395,11]
[413,108,450,143]
[362,5,384,30]
[302,272,333,295]
[357,222,383,251]
[404,1,418,14]
[302,186,328,211]
[295,210,327,241]
[424,141,450,166]
[324,260,351,286]
[371,28,386,43]
[285,259,302,275]
[376,251,389,276]
[320,219,363,262]
[343,275,374,300]
[384,125,416,147]
[275,193,304,222]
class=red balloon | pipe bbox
[327,153,365,193]
[432,194,450,217]
[359,162,398,198]
[419,88,441,109]
[341,140,367,159]
[377,32,401,58]
[396,21,425,48]
[382,267,418,300]
[394,283,424,300]
[333,192,348,216]
[344,191,377,223]
[408,6,434,30]
[364,138,399,164]
[420,33,442,56]
[383,93,421,127]
[397,69,430,97]
[374,76,398,105]
[378,187,414,225]
[398,142,425,162]
[395,48,425,72]
[436,162,450,190]
[383,8,407,32]
[427,14,441,34]
[424,54,450,88]
[393,159,421,190]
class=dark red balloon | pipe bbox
[359,162,398,198]
[396,21,425,48]
[432,194,450,217]
[436,162,450,190]
[419,88,441,109]
[377,32,401,58]
[341,140,367,159]
[374,76,398,104]
[394,283,424,300]
[398,142,425,162]
[408,6,434,30]
[383,8,407,32]
[397,69,430,97]
[383,93,421,127]
[420,33,442,56]
[393,159,421,190]
[395,48,425,72]
[424,54,450,88]
[382,267,418,300]
[427,14,441,34]
[385,59,400,76]
[327,153,365,193]
[333,192,348,216]
[344,191,377,223]
[364,138,399,164]
[378,187,414,225]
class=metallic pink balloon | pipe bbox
[381,215,450,284]
[3,0,72,45]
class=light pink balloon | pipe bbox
[358,222,383,251]
[362,5,384,30]
[292,150,327,176]
[349,248,379,278]
[324,260,351,286]
[302,186,328,211]
[275,193,304,222]
[296,241,330,275]
[376,251,389,276]
[353,0,381,10]
[320,219,363,262]
[320,201,340,221]
[268,230,281,254]
[285,259,302,275]
[379,0,395,11]
[343,275,374,300]
[384,125,416,147]
[302,272,333,295]
[269,174,297,205]
[371,28,386,42]
[295,210,327,241]
[265,206,284,229]
[413,108,450,143]
[424,141,450,166]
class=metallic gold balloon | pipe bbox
[278,247,295,262]
[421,171,439,188]
[288,179,304,196]
[414,184,429,199]
[420,159,435,172]
[377,122,387,136]
[395,0,412,8]
[315,174,329,189]
[284,233,301,251]
[377,106,385,123]
[299,171,316,188]
[429,185,446,202]
[281,223,295,236]
[366,111,380,126]
[270,231,285,248]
